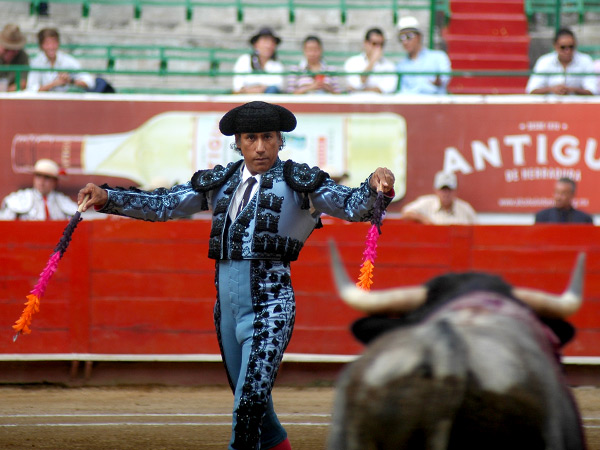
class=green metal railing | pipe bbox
[3,65,596,96]
[524,0,600,32]
[24,43,409,74]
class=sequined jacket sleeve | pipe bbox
[309,175,392,222]
[98,182,208,221]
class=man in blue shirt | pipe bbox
[535,177,593,224]
[396,16,452,95]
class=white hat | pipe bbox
[433,171,457,190]
[397,16,421,34]
[33,159,60,178]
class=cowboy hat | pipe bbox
[0,24,26,50]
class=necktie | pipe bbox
[236,177,257,217]
[43,196,51,221]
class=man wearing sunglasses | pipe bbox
[526,28,597,95]
[396,16,451,95]
[343,27,397,94]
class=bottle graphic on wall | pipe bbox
[12,111,406,199]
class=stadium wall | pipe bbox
[1,94,600,383]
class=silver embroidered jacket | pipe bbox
[99,159,391,261]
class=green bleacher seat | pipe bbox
[22,0,449,23]
[524,0,592,25]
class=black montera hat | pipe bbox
[218,101,297,136]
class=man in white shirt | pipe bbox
[344,28,397,94]
[526,28,597,95]
[26,28,95,92]
[0,159,78,220]
[401,171,477,225]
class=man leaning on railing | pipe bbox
[26,28,95,93]
[526,28,598,96]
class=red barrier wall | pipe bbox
[1,219,598,358]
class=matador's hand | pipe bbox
[371,167,395,194]
[78,183,108,212]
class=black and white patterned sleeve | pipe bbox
[99,181,208,222]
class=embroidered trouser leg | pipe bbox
[216,259,296,450]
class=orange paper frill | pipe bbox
[12,294,41,336]
[356,259,375,291]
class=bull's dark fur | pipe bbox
[329,272,585,450]
[352,272,575,347]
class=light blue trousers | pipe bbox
[216,259,296,450]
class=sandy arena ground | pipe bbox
[0,385,600,449]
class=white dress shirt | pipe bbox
[232,53,285,93]
[401,194,477,225]
[229,166,261,221]
[343,53,398,94]
[526,51,598,94]
[26,50,95,92]
[0,188,78,220]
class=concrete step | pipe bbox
[446,12,528,36]
[445,34,530,55]
[450,53,530,70]
[450,0,524,15]
[449,75,528,89]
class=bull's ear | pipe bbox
[513,252,586,319]
[328,240,427,314]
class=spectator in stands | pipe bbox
[286,35,341,94]
[526,28,597,95]
[535,178,593,224]
[233,27,284,94]
[0,24,29,92]
[401,171,477,225]
[595,59,600,94]
[26,28,95,92]
[396,16,451,95]
[0,158,78,220]
[344,28,397,94]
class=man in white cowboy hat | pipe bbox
[401,170,477,224]
[396,16,451,95]
[0,159,78,220]
[0,23,29,91]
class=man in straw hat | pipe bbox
[0,24,29,91]
[0,158,78,220]
[78,101,396,450]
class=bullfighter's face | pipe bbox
[237,131,282,175]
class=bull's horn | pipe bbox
[513,252,586,318]
[329,240,427,314]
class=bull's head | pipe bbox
[329,241,585,319]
